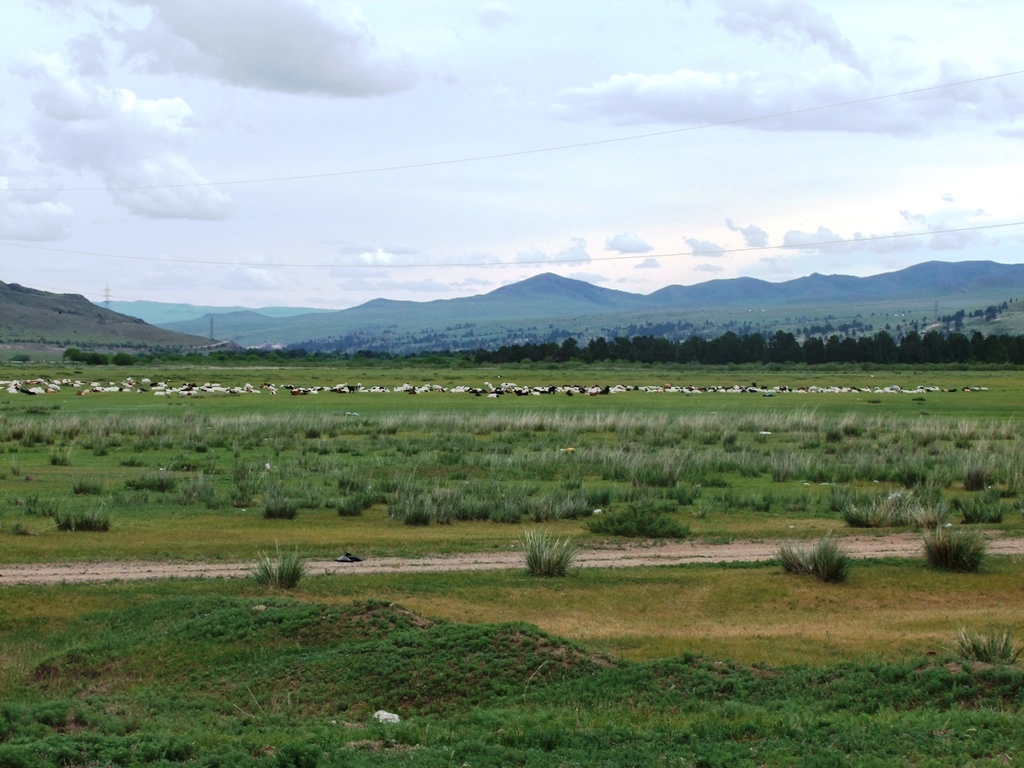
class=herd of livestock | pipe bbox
[2,377,988,398]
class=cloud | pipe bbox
[941,193,955,202]
[222,266,278,290]
[605,232,653,253]
[555,58,1024,135]
[478,2,514,29]
[516,238,592,265]
[0,178,74,240]
[685,237,726,257]
[725,218,769,246]
[116,0,414,97]
[716,0,867,74]
[15,53,231,220]
[780,211,988,254]
[634,257,661,269]
[694,264,724,272]
[568,272,609,283]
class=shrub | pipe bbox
[522,528,576,577]
[23,495,60,517]
[53,507,111,532]
[252,546,305,589]
[951,626,1022,664]
[922,527,987,572]
[586,501,689,539]
[841,492,918,528]
[777,535,851,583]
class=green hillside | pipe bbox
[0,281,213,349]
[156,260,1024,351]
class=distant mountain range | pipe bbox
[0,282,212,349]
[128,261,1024,352]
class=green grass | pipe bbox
[251,546,305,589]
[777,534,851,583]
[521,527,576,577]
[952,626,1022,664]
[923,527,988,572]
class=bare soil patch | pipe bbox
[2,532,1022,586]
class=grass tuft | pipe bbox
[586,501,689,539]
[922,527,987,572]
[951,626,1021,664]
[521,527,576,577]
[53,507,111,532]
[251,545,305,589]
[777,534,851,583]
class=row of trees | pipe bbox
[471,330,1024,366]
[67,329,1024,367]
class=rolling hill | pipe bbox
[0,281,214,349]
[151,261,1024,352]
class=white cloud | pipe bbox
[555,58,1024,135]
[516,238,591,265]
[0,178,74,240]
[685,237,726,257]
[117,0,414,97]
[725,218,769,247]
[222,266,278,290]
[780,210,989,255]
[15,53,231,220]
[694,263,724,272]
[568,272,609,283]
[634,257,661,269]
[478,2,514,29]
[716,0,867,74]
[941,193,955,202]
[605,232,653,253]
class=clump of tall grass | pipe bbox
[388,492,433,526]
[251,545,305,589]
[337,491,376,517]
[951,626,1021,664]
[48,444,72,466]
[176,475,221,509]
[841,492,920,528]
[262,480,298,520]
[22,494,61,517]
[922,527,987,572]
[72,476,104,496]
[231,461,263,507]
[521,528,576,577]
[54,507,111,532]
[777,534,851,583]
[125,472,176,493]
[963,463,992,492]
[586,501,689,539]
[953,490,1004,524]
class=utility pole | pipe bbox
[103,284,112,309]
[209,315,214,341]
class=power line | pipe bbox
[1,220,1019,270]
[7,69,1024,193]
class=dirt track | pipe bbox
[2,533,1023,586]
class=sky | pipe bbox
[1,0,1024,310]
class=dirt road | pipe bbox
[2,532,1023,586]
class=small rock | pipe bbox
[373,710,400,724]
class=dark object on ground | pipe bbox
[335,552,363,563]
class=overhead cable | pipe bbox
[7,69,1024,193]
[0,220,1020,270]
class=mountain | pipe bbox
[0,281,213,348]
[152,261,1024,351]
[105,300,335,325]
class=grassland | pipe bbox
[1,362,1023,765]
